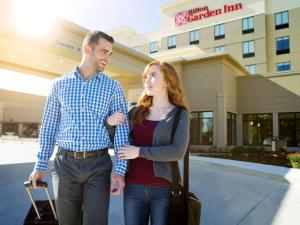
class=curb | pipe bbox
[189,156,300,184]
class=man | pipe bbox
[28,31,129,225]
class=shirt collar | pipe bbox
[73,66,104,80]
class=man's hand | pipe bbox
[110,173,125,195]
[28,170,45,189]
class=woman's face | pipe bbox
[144,65,167,96]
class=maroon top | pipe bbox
[126,119,170,186]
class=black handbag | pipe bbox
[168,108,201,225]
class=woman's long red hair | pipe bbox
[133,61,189,125]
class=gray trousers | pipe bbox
[51,150,112,225]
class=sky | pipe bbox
[56,0,174,34]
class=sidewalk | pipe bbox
[0,140,299,225]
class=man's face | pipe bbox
[87,38,113,72]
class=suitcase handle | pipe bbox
[24,181,58,221]
[24,181,48,188]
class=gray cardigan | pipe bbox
[106,106,190,183]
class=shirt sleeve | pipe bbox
[34,82,61,171]
[110,82,130,176]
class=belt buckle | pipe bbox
[73,152,86,159]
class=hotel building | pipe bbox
[0,0,300,150]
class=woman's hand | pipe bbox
[118,145,140,159]
[107,111,126,126]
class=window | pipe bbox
[214,46,225,53]
[132,46,139,52]
[277,62,291,72]
[275,11,289,30]
[245,64,256,75]
[1,122,18,135]
[243,114,273,146]
[242,17,254,34]
[279,113,300,147]
[167,35,176,49]
[227,112,236,145]
[22,123,39,138]
[190,112,213,145]
[189,30,199,45]
[214,24,225,40]
[276,36,290,55]
[243,40,255,58]
[150,41,158,53]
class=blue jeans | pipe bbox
[124,183,172,225]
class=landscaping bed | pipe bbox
[190,146,295,168]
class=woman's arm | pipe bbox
[118,109,190,161]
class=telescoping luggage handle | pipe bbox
[24,181,58,221]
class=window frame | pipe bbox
[243,113,273,146]
[189,30,199,45]
[275,11,289,30]
[214,24,225,40]
[276,61,291,72]
[190,111,214,145]
[132,46,140,52]
[227,112,237,145]
[242,16,254,34]
[214,46,225,53]
[150,41,158,54]
[245,64,256,75]
[276,36,290,55]
[278,112,300,147]
[243,40,255,58]
[167,35,176,49]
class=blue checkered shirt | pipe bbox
[34,67,129,176]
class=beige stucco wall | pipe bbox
[180,56,245,147]
[237,74,300,114]
[0,90,45,123]
[266,0,300,14]
[223,63,238,114]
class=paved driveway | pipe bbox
[0,140,299,225]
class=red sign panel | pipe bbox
[175,3,243,26]
[175,11,187,26]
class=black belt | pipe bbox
[58,148,108,159]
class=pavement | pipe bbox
[0,139,299,225]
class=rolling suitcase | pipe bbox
[23,181,58,225]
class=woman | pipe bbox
[106,60,190,225]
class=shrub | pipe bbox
[287,153,300,168]
[231,146,245,158]
[208,146,218,152]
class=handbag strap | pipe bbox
[170,108,189,192]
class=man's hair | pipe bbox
[82,30,114,48]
